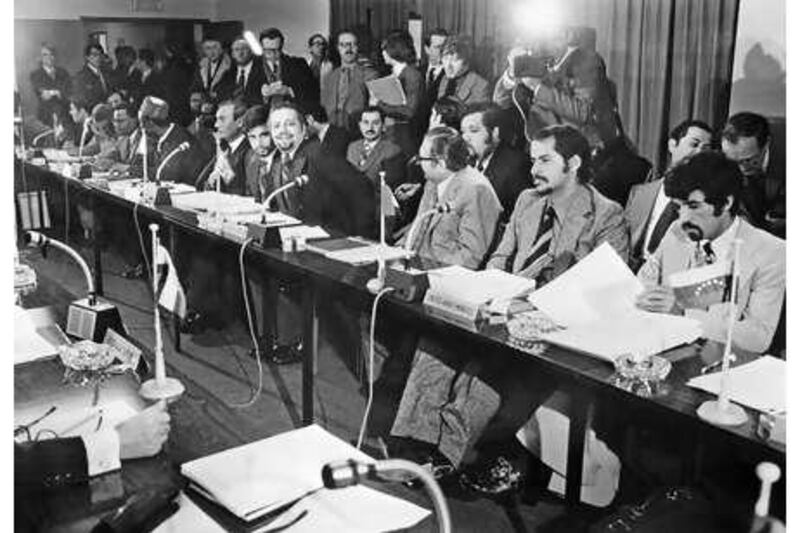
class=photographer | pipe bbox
[493,27,618,150]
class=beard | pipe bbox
[681,222,704,241]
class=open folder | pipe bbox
[527,243,702,362]
[180,424,428,528]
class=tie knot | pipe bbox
[702,242,715,263]
[545,205,556,220]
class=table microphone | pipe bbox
[25,231,123,342]
[155,142,190,183]
[245,175,309,247]
[31,129,55,147]
[261,174,309,217]
[321,458,452,533]
[77,117,92,159]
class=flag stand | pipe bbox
[366,171,387,294]
[696,238,747,426]
[140,223,185,402]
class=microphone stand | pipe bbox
[367,171,388,294]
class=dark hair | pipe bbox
[722,111,770,148]
[425,126,471,171]
[112,102,137,118]
[665,151,742,216]
[432,96,466,130]
[115,45,136,63]
[532,125,593,183]
[85,43,103,57]
[424,28,449,47]
[269,101,306,126]
[360,105,385,121]
[243,105,270,131]
[218,98,249,121]
[138,48,155,67]
[381,30,417,64]
[308,33,327,47]
[442,35,473,64]
[336,29,358,44]
[70,96,90,113]
[304,102,328,123]
[462,102,504,132]
[668,119,712,143]
[259,28,285,48]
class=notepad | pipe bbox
[366,75,406,106]
[687,355,786,413]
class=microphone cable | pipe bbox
[356,286,395,450]
[230,236,264,408]
[511,82,533,145]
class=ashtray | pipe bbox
[506,310,559,352]
[58,340,121,371]
[613,354,672,397]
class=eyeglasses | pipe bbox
[311,41,326,47]
[410,155,438,165]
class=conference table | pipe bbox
[16,160,785,512]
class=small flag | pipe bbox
[155,245,187,319]
[381,182,398,218]
[668,260,733,310]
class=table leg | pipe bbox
[565,390,593,506]
[91,195,104,297]
[169,224,181,353]
[262,276,279,352]
[302,282,318,425]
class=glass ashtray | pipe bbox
[613,354,672,397]
[58,341,120,371]
[506,310,559,341]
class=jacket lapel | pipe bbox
[552,186,593,256]
[629,179,662,248]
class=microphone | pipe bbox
[77,117,92,159]
[31,129,55,147]
[403,202,453,253]
[155,141,189,183]
[243,30,263,56]
[321,459,452,533]
[261,174,309,218]
[25,231,95,302]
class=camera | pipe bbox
[513,54,551,78]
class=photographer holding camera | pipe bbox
[493,27,619,151]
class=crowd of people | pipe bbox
[21,23,786,501]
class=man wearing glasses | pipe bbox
[74,43,111,110]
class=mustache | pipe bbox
[681,222,704,240]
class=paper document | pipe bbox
[428,266,536,307]
[171,191,262,215]
[14,306,59,364]
[180,425,375,521]
[15,400,138,439]
[687,355,786,413]
[366,75,406,106]
[279,225,330,241]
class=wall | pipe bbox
[15,0,216,20]
[729,0,785,118]
[218,0,330,58]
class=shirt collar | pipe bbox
[391,62,406,77]
[705,217,741,259]
[546,183,587,222]
[317,123,330,143]
[238,61,253,75]
[436,172,455,200]
[87,64,101,76]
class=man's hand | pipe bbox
[116,400,171,460]
[394,182,421,202]
[635,285,681,315]
[261,81,292,99]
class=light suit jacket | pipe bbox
[436,69,491,106]
[638,219,785,353]
[487,184,629,279]
[409,166,502,269]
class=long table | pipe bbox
[17,160,785,510]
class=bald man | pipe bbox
[223,37,268,106]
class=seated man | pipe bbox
[243,104,275,202]
[195,98,252,194]
[636,151,785,354]
[436,35,491,106]
[346,106,404,186]
[390,125,627,484]
[304,103,350,158]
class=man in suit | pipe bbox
[404,126,502,269]
[721,112,785,238]
[259,27,319,111]
[131,48,164,109]
[305,103,350,158]
[420,28,449,132]
[196,98,251,195]
[191,38,233,102]
[437,36,491,107]
[460,102,531,220]
[493,27,619,150]
[74,43,111,111]
[346,106,404,187]
[109,45,138,102]
[637,151,785,354]
[243,104,274,201]
[625,119,712,271]
[226,37,268,106]
[30,44,72,128]
[321,30,379,136]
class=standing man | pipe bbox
[192,38,233,102]
[131,49,164,108]
[460,102,530,219]
[195,99,251,195]
[636,151,785,354]
[259,28,319,111]
[226,37,267,106]
[421,28,449,131]
[321,30,379,136]
[625,119,712,271]
[30,44,72,128]
[437,36,490,106]
[721,111,785,237]
[74,43,111,111]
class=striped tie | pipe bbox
[520,205,556,275]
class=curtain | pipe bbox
[329,0,419,62]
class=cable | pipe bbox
[132,200,152,288]
[511,83,533,145]
[230,236,263,408]
[356,286,395,450]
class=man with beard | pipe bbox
[636,151,784,353]
[186,91,216,154]
[346,106,404,186]
[243,105,274,201]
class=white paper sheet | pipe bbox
[14,305,59,364]
[687,355,786,413]
[528,242,644,327]
[180,425,376,521]
[171,191,262,215]
[427,266,536,307]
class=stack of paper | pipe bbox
[180,424,429,528]
[14,306,59,364]
[527,243,702,362]
[687,355,786,413]
[171,191,262,216]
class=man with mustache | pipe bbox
[636,151,785,353]
[346,106,404,186]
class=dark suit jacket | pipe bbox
[192,55,234,101]
[321,64,379,133]
[155,124,211,186]
[482,144,531,220]
[378,65,425,155]
[74,64,110,110]
[15,437,89,488]
[223,60,268,106]
[30,66,72,125]
[263,54,319,111]
[319,124,351,158]
[131,70,166,109]
[195,136,251,195]
[244,149,273,201]
[346,137,404,186]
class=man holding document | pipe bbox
[636,151,785,353]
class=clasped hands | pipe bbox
[635,285,682,315]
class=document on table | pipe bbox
[180,424,429,529]
[366,75,406,106]
[687,355,786,413]
[526,243,702,361]
[427,265,536,307]
[14,305,59,364]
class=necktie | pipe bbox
[270,153,295,213]
[237,68,246,91]
[646,200,679,254]
[257,160,270,202]
[427,68,435,87]
[444,76,458,97]
[337,67,352,111]
[520,205,556,274]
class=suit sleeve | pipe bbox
[593,201,630,264]
[378,69,423,122]
[440,185,502,269]
[487,194,523,271]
